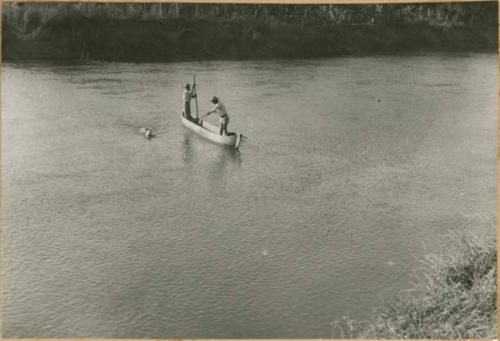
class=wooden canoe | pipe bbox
[182,115,241,148]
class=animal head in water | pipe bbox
[139,127,153,139]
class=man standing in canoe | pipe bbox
[205,96,229,135]
[182,83,196,121]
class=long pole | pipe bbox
[193,73,199,119]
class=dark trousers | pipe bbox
[184,102,192,119]
[219,115,229,135]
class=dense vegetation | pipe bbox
[2,2,497,61]
[331,232,497,339]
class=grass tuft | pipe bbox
[332,232,497,339]
[367,232,497,339]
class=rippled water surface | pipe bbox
[2,54,496,338]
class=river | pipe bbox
[2,54,496,338]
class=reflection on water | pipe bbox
[2,54,496,338]
[182,132,242,166]
[182,132,195,163]
[209,144,242,193]
[218,144,242,164]
[181,132,242,197]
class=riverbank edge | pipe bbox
[3,16,497,62]
[333,232,497,338]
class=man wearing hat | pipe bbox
[205,96,229,135]
[182,83,197,121]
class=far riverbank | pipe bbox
[3,3,497,62]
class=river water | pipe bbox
[2,54,496,338]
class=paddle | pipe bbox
[193,73,199,119]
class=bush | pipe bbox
[367,232,497,338]
[332,232,497,339]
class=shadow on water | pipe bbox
[182,132,242,165]
[210,143,241,176]
[220,145,242,164]
[182,132,196,164]
[181,132,243,195]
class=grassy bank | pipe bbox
[333,232,497,338]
